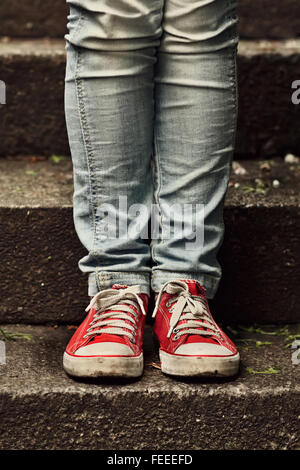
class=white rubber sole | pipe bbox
[63,352,144,378]
[159,349,240,377]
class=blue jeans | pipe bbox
[64,0,238,299]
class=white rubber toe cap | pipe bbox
[74,342,134,356]
[175,342,233,356]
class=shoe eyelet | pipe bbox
[173,334,179,341]
[166,300,175,309]
[130,338,136,344]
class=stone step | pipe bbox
[0,38,300,159]
[0,324,299,450]
[0,0,299,39]
[0,157,299,325]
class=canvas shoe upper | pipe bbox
[152,279,240,376]
[63,284,148,377]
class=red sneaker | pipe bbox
[63,284,148,378]
[152,279,240,377]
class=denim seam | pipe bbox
[231,47,238,148]
[153,0,165,22]
[225,0,238,152]
[94,268,152,289]
[74,32,98,254]
[231,41,239,147]
[220,0,238,258]
[225,0,239,48]
[96,271,150,278]
[151,272,220,297]
[68,4,85,43]
[151,109,163,266]
[89,272,150,296]
[229,46,238,153]
[95,271,150,291]
[151,0,165,266]
[151,271,220,281]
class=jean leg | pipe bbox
[64,0,164,295]
[151,0,239,298]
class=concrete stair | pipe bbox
[0,156,299,325]
[0,1,299,452]
[1,38,300,158]
[0,324,299,450]
[1,0,299,39]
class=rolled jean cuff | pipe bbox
[88,271,151,297]
[151,271,221,299]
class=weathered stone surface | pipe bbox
[237,40,300,158]
[0,157,299,324]
[1,39,300,159]
[238,0,300,39]
[0,324,299,450]
[0,39,69,158]
[0,0,68,39]
[1,0,299,39]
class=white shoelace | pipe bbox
[152,280,219,340]
[83,285,146,343]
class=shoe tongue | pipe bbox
[112,284,128,290]
[89,284,131,345]
[177,280,217,344]
[181,279,206,297]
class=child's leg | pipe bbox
[64,0,165,296]
[151,0,239,299]
[63,1,166,378]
